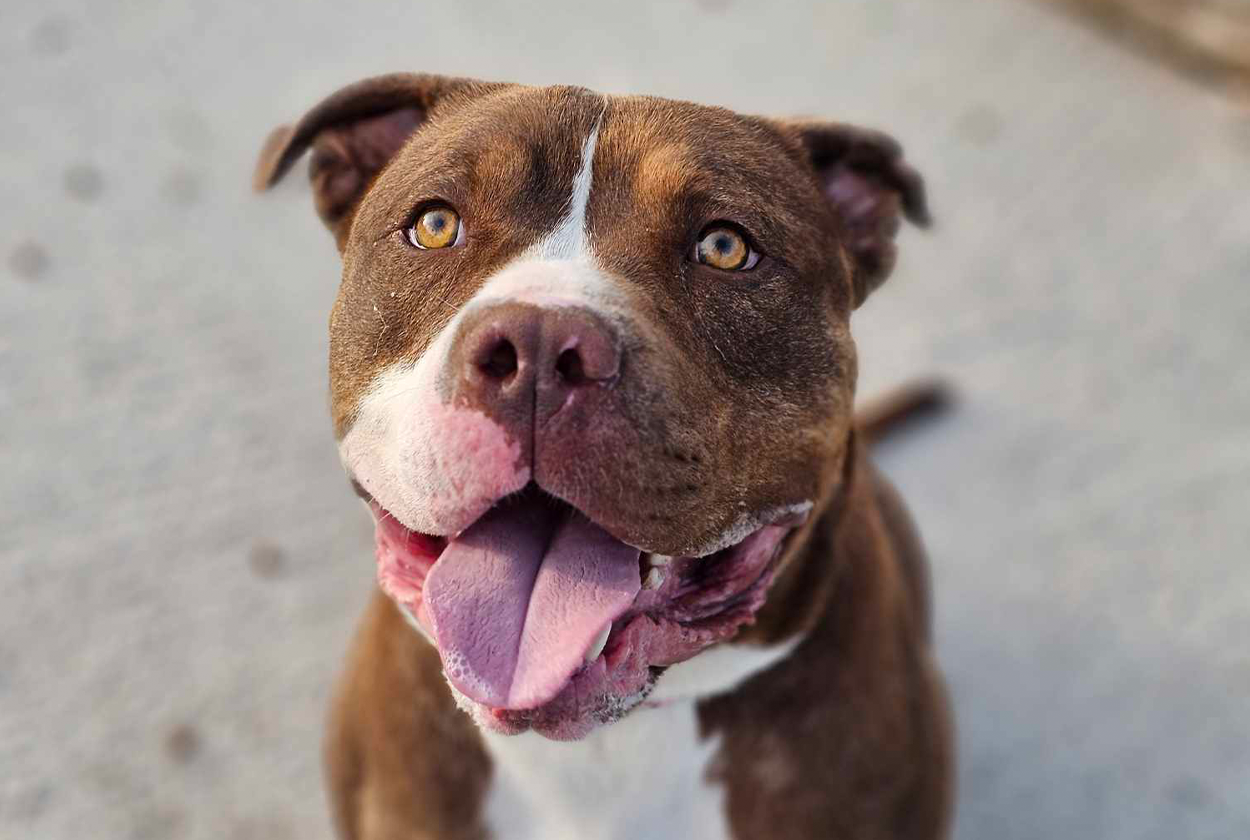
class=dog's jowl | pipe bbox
[256,73,952,840]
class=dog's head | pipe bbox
[256,74,927,740]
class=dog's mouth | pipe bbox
[362,481,803,740]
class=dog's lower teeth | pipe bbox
[585,623,611,663]
[643,566,665,590]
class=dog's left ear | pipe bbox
[779,121,930,307]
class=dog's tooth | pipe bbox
[585,623,611,663]
[643,566,665,590]
[649,555,673,567]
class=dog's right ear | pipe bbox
[253,73,498,249]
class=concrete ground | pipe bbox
[2,0,1247,837]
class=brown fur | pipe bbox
[324,438,952,839]
[256,73,952,839]
[325,592,491,840]
[698,437,952,840]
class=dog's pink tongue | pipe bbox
[423,497,640,710]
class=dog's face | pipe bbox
[257,75,926,740]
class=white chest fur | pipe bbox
[481,639,802,840]
[482,699,727,840]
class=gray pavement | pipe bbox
[2,0,1248,837]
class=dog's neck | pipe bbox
[732,432,862,648]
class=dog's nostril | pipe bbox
[479,339,518,381]
[555,347,587,385]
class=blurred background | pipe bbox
[2,0,1248,838]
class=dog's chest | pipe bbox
[482,700,728,840]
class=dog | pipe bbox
[254,73,953,840]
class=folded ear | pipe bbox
[253,73,498,248]
[780,120,930,307]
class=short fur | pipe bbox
[256,73,952,840]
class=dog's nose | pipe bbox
[452,301,621,423]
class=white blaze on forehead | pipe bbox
[526,113,603,264]
[462,114,621,314]
[471,114,625,313]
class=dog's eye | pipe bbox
[407,205,463,250]
[693,224,758,271]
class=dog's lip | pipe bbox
[448,520,802,738]
[351,475,811,556]
[370,480,805,737]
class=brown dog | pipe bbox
[255,74,952,840]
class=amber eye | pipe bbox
[693,224,757,271]
[407,205,462,249]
